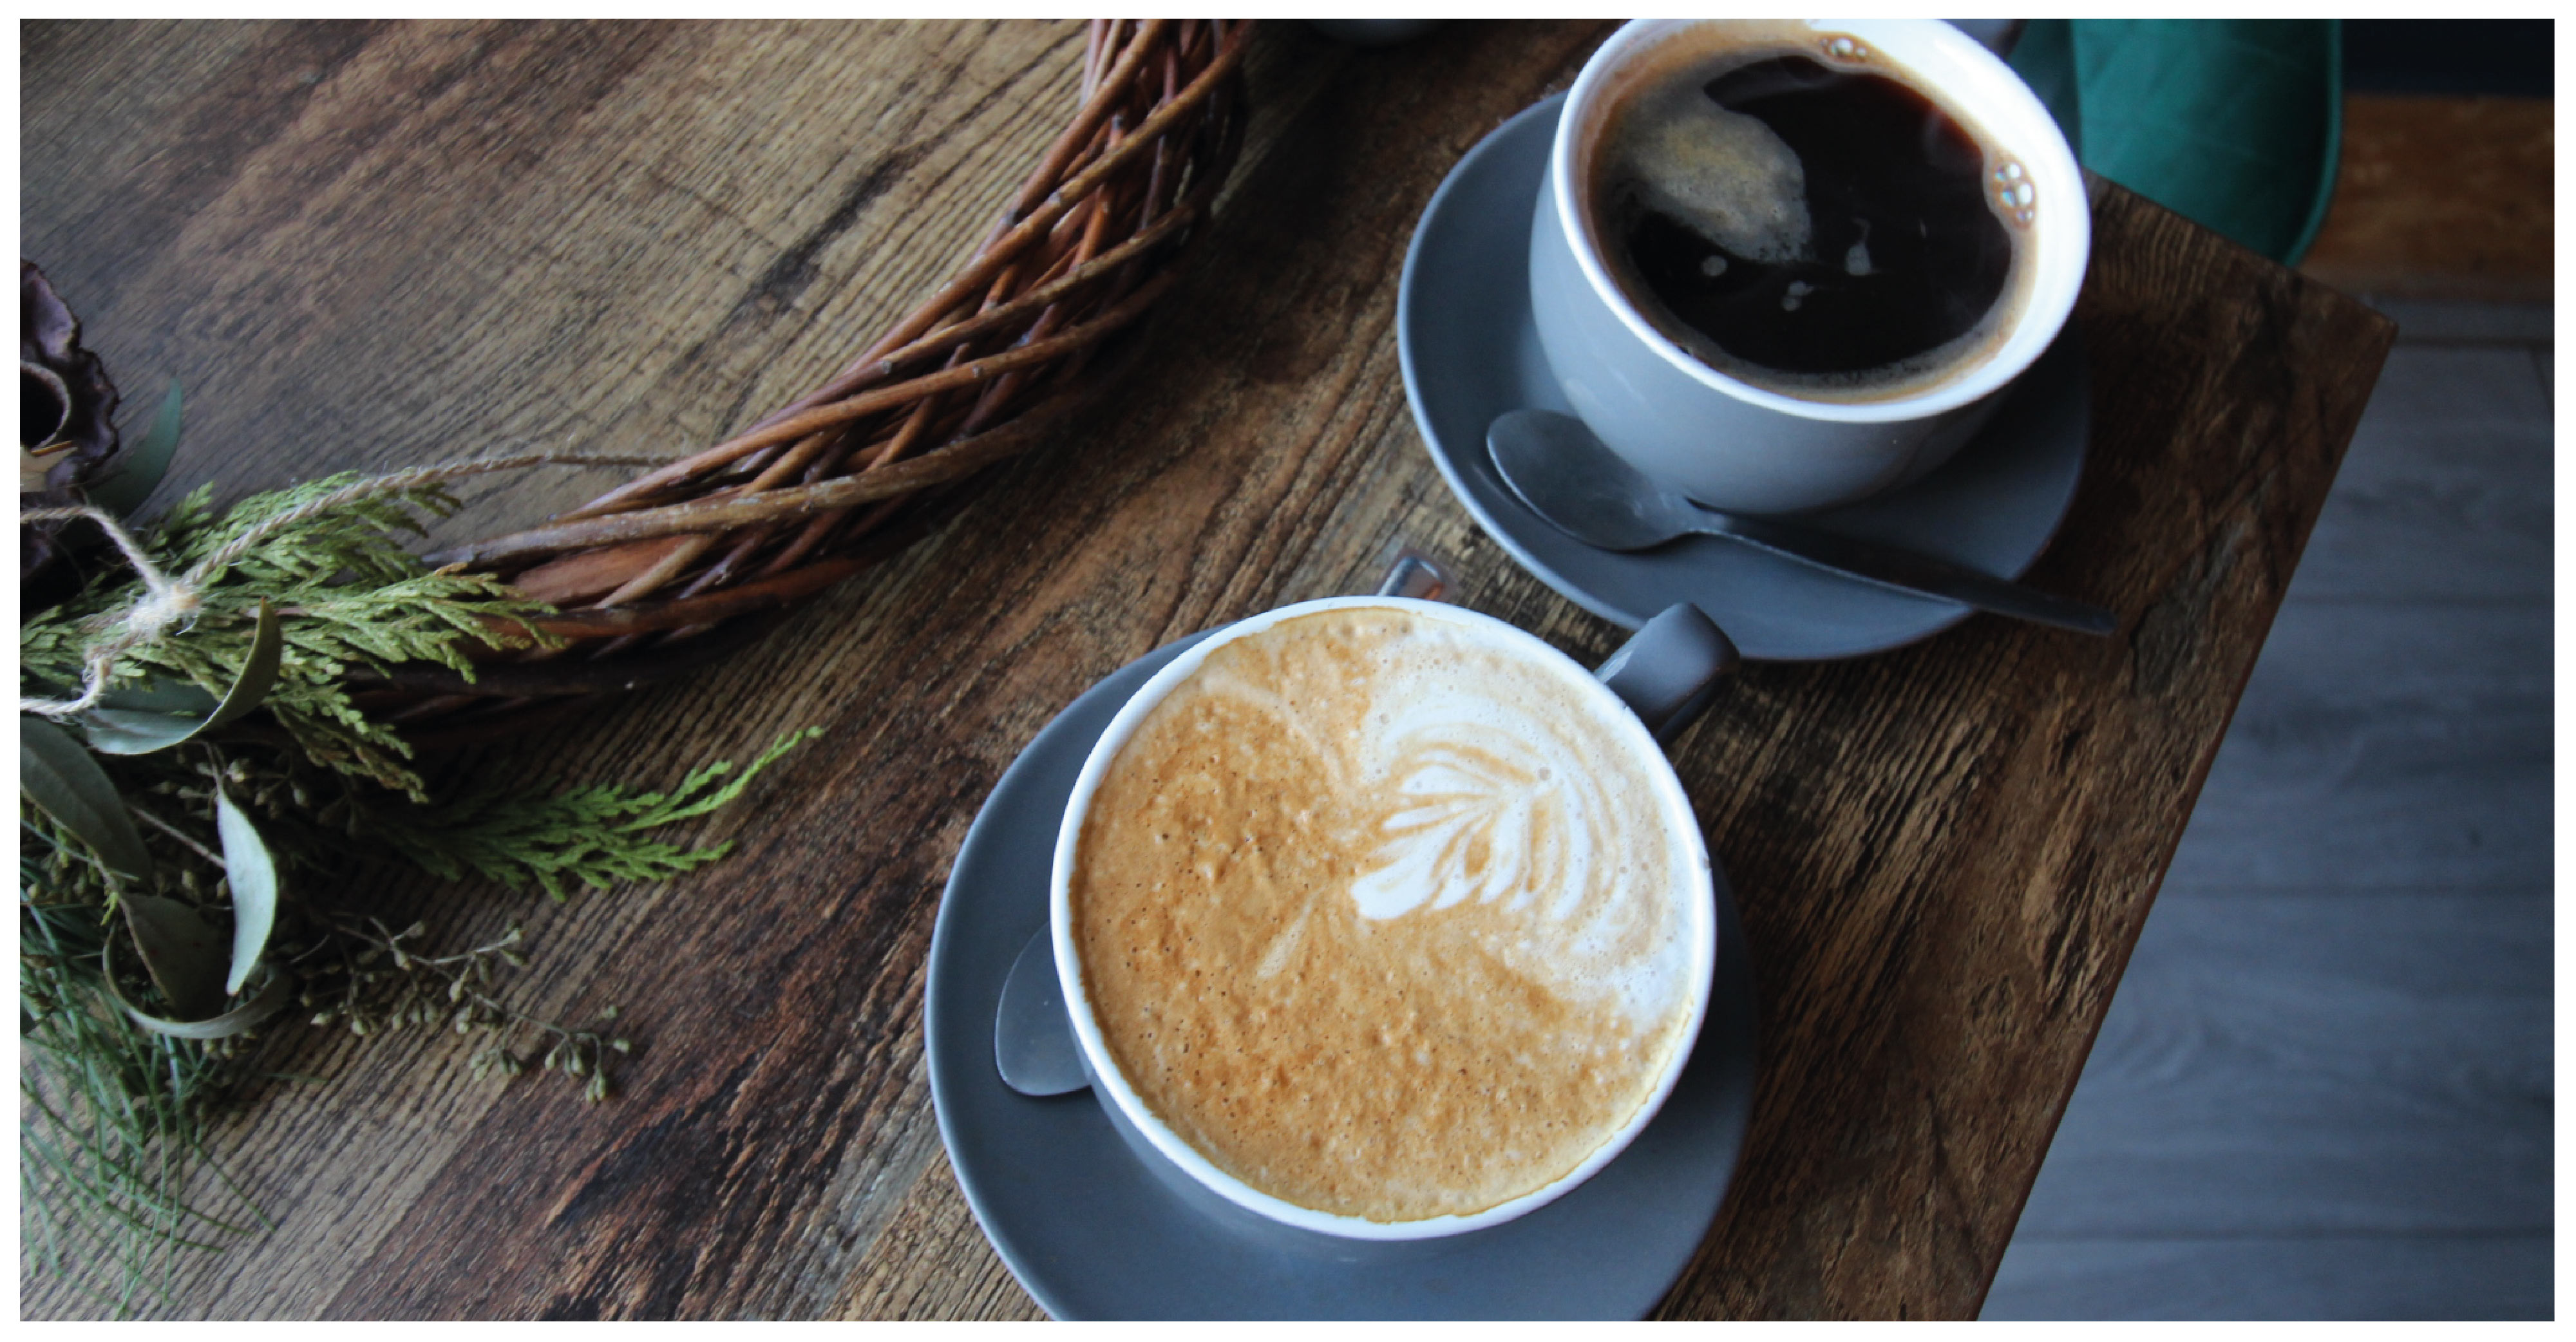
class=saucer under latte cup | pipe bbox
[1530,19,2088,515]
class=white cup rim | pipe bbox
[1049,596,1718,1240]
[1551,17,2090,424]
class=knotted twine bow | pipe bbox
[16,452,667,719]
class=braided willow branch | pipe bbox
[390,18,1252,730]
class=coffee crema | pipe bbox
[1069,607,1701,1223]
[1589,28,2036,403]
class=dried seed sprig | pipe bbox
[308,916,631,1103]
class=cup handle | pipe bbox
[1595,604,1740,744]
[1373,550,1736,742]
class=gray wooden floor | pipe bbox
[1982,299,2555,1321]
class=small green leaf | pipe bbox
[214,787,279,996]
[20,715,153,882]
[94,679,221,715]
[81,600,282,754]
[105,956,290,1039]
[207,600,285,728]
[82,707,218,755]
[90,379,184,518]
[118,893,227,1021]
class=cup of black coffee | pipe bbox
[1530,20,2088,515]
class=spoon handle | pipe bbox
[1698,511,2120,636]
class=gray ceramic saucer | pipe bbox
[1397,93,2090,660]
[924,636,1759,1319]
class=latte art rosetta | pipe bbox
[1347,673,1693,1034]
[1355,724,1611,922]
[1070,607,1703,1223]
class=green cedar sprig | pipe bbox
[21,477,559,798]
[359,727,823,900]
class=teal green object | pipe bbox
[2011,19,2342,265]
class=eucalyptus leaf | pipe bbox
[20,715,153,882]
[82,708,219,755]
[94,680,221,715]
[89,379,184,518]
[80,600,282,755]
[214,788,279,996]
[119,894,228,1022]
[104,954,290,1041]
[206,598,284,728]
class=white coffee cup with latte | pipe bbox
[1050,597,1725,1240]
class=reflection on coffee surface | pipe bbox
[1070,608,1700,1222]
[1596,38,2028,401]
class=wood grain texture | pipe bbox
[21,19,2393,1319]
[826,1152,1044,1321]
[2299,96,2553,305]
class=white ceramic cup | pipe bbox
[1530,19,2089,515]
[1049,597,1726,1241]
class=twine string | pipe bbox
[16,452,670,719]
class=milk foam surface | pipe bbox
[1070,608,1701,1222]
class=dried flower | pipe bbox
[21,261,122,596]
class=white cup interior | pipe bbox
[1552,18,2090,422]
[1048,596,1718,1240]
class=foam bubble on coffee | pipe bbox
[1609,75,1814,267]
[1070,607,1700,1222]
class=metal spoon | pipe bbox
[996,927,1087,1096]
[1487,409,2119,636]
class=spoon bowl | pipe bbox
[1487,409,2118,636]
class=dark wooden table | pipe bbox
[22,19,2394,1319]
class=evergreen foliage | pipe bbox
[22,478,558,797]
[19,470,817,1311]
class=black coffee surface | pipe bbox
[1612,55,2012,380]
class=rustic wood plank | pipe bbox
[17,17,1396,1320]
[826,1152,1041,1321]
[2299,96,2553,305]
[20,19,2394,1320]
[1985,1234,2556,1321]
[21,19,1112,545]
[17,17,1110,1318]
